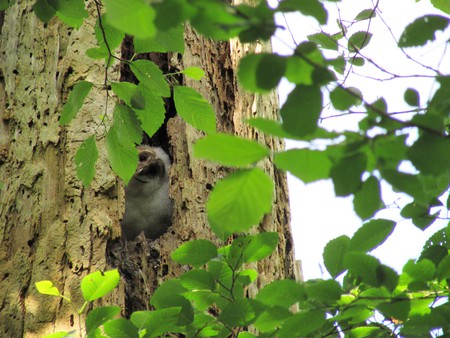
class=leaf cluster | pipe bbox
[24,0,450,336]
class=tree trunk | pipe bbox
[0,3,124,337]
[0,2,300,337]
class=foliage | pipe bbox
[22,0,450,336]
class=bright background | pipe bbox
[270,0,450,280]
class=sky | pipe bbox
[270,0,450,280]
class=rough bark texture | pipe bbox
[0,1,301,337]
[0,3,124,337]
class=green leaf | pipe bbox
[330,86,362,111]
[75,136,98,188]
[308,32,338,51]
[400,307,448,337]
[237,269,258,286]
[33,0,56,23]
[111,82,160,121]
[228,233,279,269]
[135,25,185,54]
[355,8,376,21]
[412,211,439,230]
[130,60,170,97]
[247,118,294,138]
[239,233,279,262]
[333,305,373,324]
[59,81,93,125]
[348,219,396,253]
[411,114,445,133]
[171,239,218,266]
[420,245,447,267]
[348,31,373,52]
[382,169,427,203]
[247,118,338,140]
[403,259,435,282]
[436,255,450,281]
[207,168,274,238]
[350,57,365,66]
[48,0,88,28]
[256,279,305,308]
[348,327,385,337]
[180,269,215,291]
[184,291,218,312]
[81,269,120,302]
[111,82,140,106]
[378,296,411,322]
[254,307,291,333]
[344,252,381,286]
[305,279,342,303]
[106,113,138,184]
[218,299,256,327]
[131,309,184,337]
[190,1,244,40]
[285,55,315,85]
[103,318,139,337]
[373,134,407,169]
[353,175,383,220]
[86,306,121,337]
[347,254,399,291]
[238,53,286,93]
[236,3,276,42]
[150,280,194,326]
[278,310,326,338]
[401,202,429,219]
[42,333,71,338]
[0,0,15,11]
[330,152,366,197]
[35,280,62,297]
[431,0,450,14]
[150,280,187,308]
[112,104,143,145]
[153,0,189,30]
[274,149,332,183]
[404,88,420,106]
[103,0,156,39]
[323,235,350,278]
[134,87,166,137]
[424,76,450,116]
[86,15,125,61]
[194,134,269,167]
[280,85,323,137]
[111,82,145,107]
[106,127,138,184]
[407,134,450,175]
[173,86,216,133]
[292,41,325,77]
[328,55,346,75]
[181,67,205,80]
[399,15,450,47]
[278,0,327,24]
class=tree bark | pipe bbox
[0,1,300,337]
[0,3,124,337]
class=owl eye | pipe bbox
[139,154,148,162]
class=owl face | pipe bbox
[134,146,166,183]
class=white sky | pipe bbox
[271,0,450,280]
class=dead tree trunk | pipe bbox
[0,1,300,336]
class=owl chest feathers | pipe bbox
[121,146,173,240]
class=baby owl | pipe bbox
[121,145,173,240]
